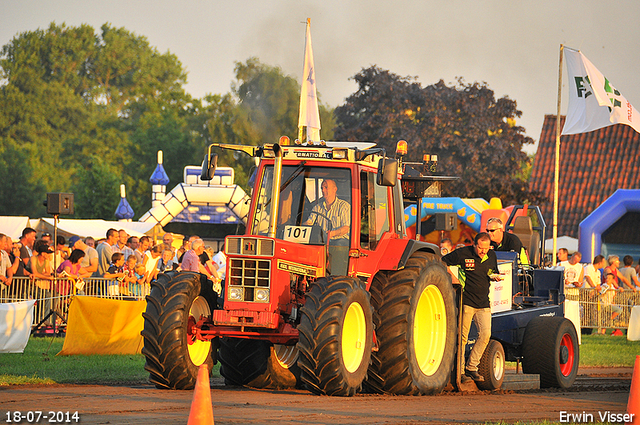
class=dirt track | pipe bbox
[0,369,633,425]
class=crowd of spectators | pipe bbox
[558,249,639,334]
[557,249,640,292]
[0,227,226,299]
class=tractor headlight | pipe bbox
[332,148,348,159]
[228,287,243,301]
[255,288,270,302]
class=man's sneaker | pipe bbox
[465,369,484,382]
[460,374,472,383]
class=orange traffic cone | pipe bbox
[627,355,640,425]
[187,364,214,425]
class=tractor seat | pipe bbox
[511,216,540,265]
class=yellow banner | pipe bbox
[58,296,146,355]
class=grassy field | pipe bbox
[0,333,637,386]
[0,337,221,386]
[579,332,640,367]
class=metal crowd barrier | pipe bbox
[1,277,637,331]
[565,287,640,329]
[0,276,149,330]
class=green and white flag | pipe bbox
[562,48,640,135]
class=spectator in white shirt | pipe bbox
[583,255,605,288]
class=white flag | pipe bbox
[563,48,640,135]
[298,18,321,142]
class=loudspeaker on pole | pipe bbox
[45,193,74,215]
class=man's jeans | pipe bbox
[461,306,491,372]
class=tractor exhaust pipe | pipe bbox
[267,143,284,239]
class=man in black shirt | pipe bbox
[486,217,529,265]
[442,232,500,382]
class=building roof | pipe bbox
[530,115,640,238]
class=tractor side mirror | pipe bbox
[377,157,398,186]
[200,152,218,181]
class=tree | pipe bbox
[0,140,46,216]
[200,58,335,188]
[0,23,336,218]
[72,156,121,219]
[334,66,538,204]
[0,22,198,218]
[232,57,334,144]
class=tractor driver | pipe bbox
[485,217,529,266]
[306,179,350,275]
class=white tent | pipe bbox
[0,216,31,241]
[35,218,156,240]
[544,236,579,254]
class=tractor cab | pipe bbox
[251,164,353,275]
[201,138,405,281]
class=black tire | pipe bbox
[522,316,579,388]
[219,340,300,389]
[361,273,386,393]
[366,252,456,395]
[248,345,300,389]
[297,276,373,396]
[141,272,217,390]
[477,340,505,390]
[219,338,270,386]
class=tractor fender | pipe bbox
[378,239,439,271]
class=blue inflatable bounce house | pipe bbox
[578,189,640,261]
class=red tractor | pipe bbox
[142,138,458,396]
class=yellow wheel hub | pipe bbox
[187,296,211,366]
[413,285,447,376]
[342,301,367,373]
[274,344,299,369]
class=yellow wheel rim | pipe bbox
[413,285,447,376]
[342,301,367,373]
[187,296,211,366]
[274,344,299,369]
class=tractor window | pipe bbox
[252,166,275,236]
[360,171,390,251]
[251,165,352,247]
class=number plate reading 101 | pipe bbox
[283,226,311,244]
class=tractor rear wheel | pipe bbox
[219,339,299,389]
[476,339,505,390]
[522,316,579,388]
[366,252,456,395]
[141,272,217,390]
[248,345,300,389]
[297,276,373,396]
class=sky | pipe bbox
[2,0,640,154]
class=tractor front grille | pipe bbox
[227,258,271,302]
[226,237,274,257]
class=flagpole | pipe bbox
[552,44,564,267]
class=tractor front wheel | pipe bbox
[297,276,373,396]
[366,252,456,395]
[141,272,217,390]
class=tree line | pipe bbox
[0,22,538,220]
